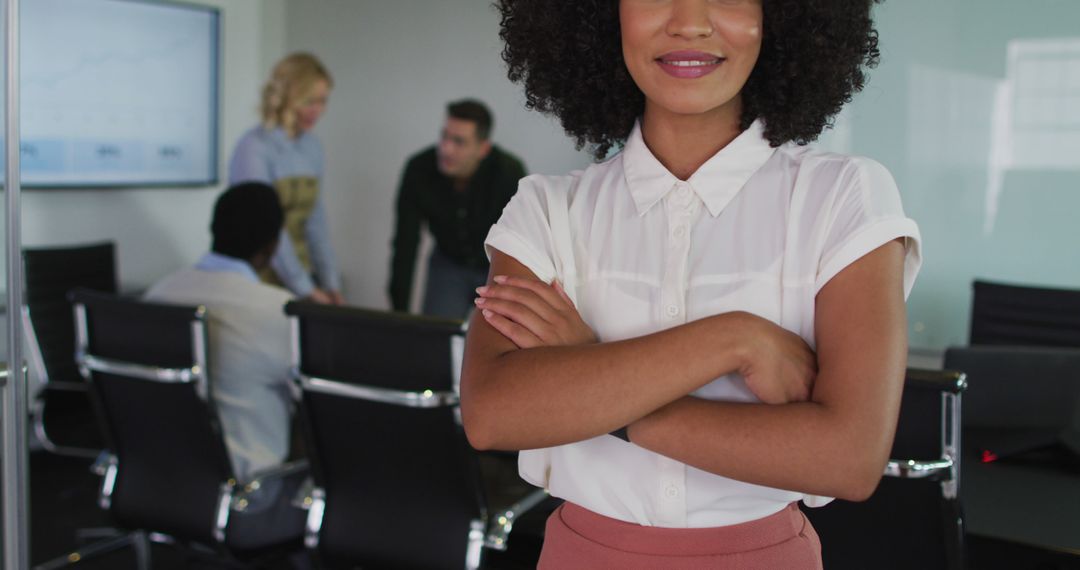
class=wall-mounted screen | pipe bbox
[18,0,219,187]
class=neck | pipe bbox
[639,100,745,181]
[450,163,481,191]
[213,251,256,267]
[249,254,271,272]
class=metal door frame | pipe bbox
[2,0,29,566]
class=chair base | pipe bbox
[33,529,150,570]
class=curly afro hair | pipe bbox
[497,0,883,159]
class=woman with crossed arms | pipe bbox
[462,0,920,567]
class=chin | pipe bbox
[636,74,742,117]
[646,86,742,119]
[656,99,726,117]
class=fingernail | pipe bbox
[474,297,486,305]
[476,286,488,294]
[482,309,493,318]
[493,275,507,283]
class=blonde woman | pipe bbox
[229,52,343,304]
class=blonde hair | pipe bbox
[260,52,333,138]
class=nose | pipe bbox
[666,0,713,39]
[438,138,455,158]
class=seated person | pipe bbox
[144,182,305,550]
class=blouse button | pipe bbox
[666,305,679,317]
[673,226,686,238]
[665,485,680,498]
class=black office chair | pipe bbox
[285,302,549,570]
[802,368,967,570]
[970,280,1080,347]
[945,346,1080,435]
[944,345,1080,463]
[23,241,117,457]
[943,346,1080,561]
[35,289,306,570]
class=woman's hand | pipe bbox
[474,275,597,349]
[305,287,333,304]
[728,312,817,404]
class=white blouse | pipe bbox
[484,119,922,528]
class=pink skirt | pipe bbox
[537,502,822,569]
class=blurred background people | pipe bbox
[229,52,344,305]
[388,99,526,319]
[144,182,306,550]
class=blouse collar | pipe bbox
[622,119,776,217]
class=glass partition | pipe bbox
[817,0,1080,352]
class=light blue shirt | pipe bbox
[228,126,341,297]
[145,254,295,490]
[194,251,260,283]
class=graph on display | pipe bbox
[14,0,219,187]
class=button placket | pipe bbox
[655,457,688,526]
[661,186,699,324]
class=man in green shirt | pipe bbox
[388,99,527,319]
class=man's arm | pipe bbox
[388,161,422,312]
[626,241,908,501]
[504,152,527,196]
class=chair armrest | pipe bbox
[230,460,310,512]
[291,473,317,510]
[485,488,550,551]
[90,451,116,476]
[33,383,102,459]
[37,381,90,393]
[884,457,954,479]
[905,368,967,394]
[242,459,309,490]
[89,452,120,510]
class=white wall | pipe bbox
[21,0,288,290]
[283,0,593,309]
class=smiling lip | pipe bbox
[656,50,725,79]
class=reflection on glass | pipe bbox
[987,38,1080,232]
[1006,38,1080,170]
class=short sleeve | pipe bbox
[484,175,559,283]
[814,158,922,299]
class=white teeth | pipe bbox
[665,59,720,67]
